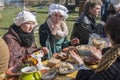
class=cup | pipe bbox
[19,66,41,80]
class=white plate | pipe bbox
[41,69,57,80]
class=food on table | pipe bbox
[22,54,38,66]
[66,63,74,70]
[92,38,106,49]
[56,52,68,61]
[76,45,89,50]
[39,67,50,75]
[58,62,74,72]
[62,46,78,54]
[47,58,61,68]
[62,46,79,61]
[62,47,69,52]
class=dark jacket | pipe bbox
[71,12,104,44]
[39,22,70,59]
[76,57,120,80]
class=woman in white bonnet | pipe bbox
[39,3,79,60]
[3,10,49,77]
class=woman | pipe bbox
[70,13,120,80]
[39,4,79,60]
[3,11,49,77]
[0,37,9,79]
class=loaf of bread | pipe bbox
[47,58,61,68]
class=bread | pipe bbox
[66,63,74,70]
[47,58,61,68]
[92,38,105,49]
[57,52,68,61]
[58,62,74,72]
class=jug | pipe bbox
[19,66,41,80]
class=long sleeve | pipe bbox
[4,36,25,69]
[39,23,50,47]
[3,34,37,73]
[71,23,91,44]
[76,58,120,80]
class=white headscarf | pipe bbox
[48,4,69,19]
[13,11,38,26]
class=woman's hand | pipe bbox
[50,22,60,35]
[41,47,49,54]
[70,38,80,46]
[69,50,84,65]
[89,46,102,61]
[6,66,20,76]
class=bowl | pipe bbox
[76,45,91,56]
[92,38,106,49]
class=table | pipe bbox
[7,60,97,80]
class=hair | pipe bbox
[105,13,120,44]
[84,0,102,13]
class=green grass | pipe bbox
[0,6,79,47]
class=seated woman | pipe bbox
[3,10,49,77]
[69,13,120,80]
[0,37,9,79]
[39,3,79,60]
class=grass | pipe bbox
[0,6,79,47]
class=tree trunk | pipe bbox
[54,0,60,4]
[37,0,41,5]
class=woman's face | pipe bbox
[20,21,35,33]
[51,12,64,24]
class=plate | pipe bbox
[58,62,78,75]
[41,69,57,80]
